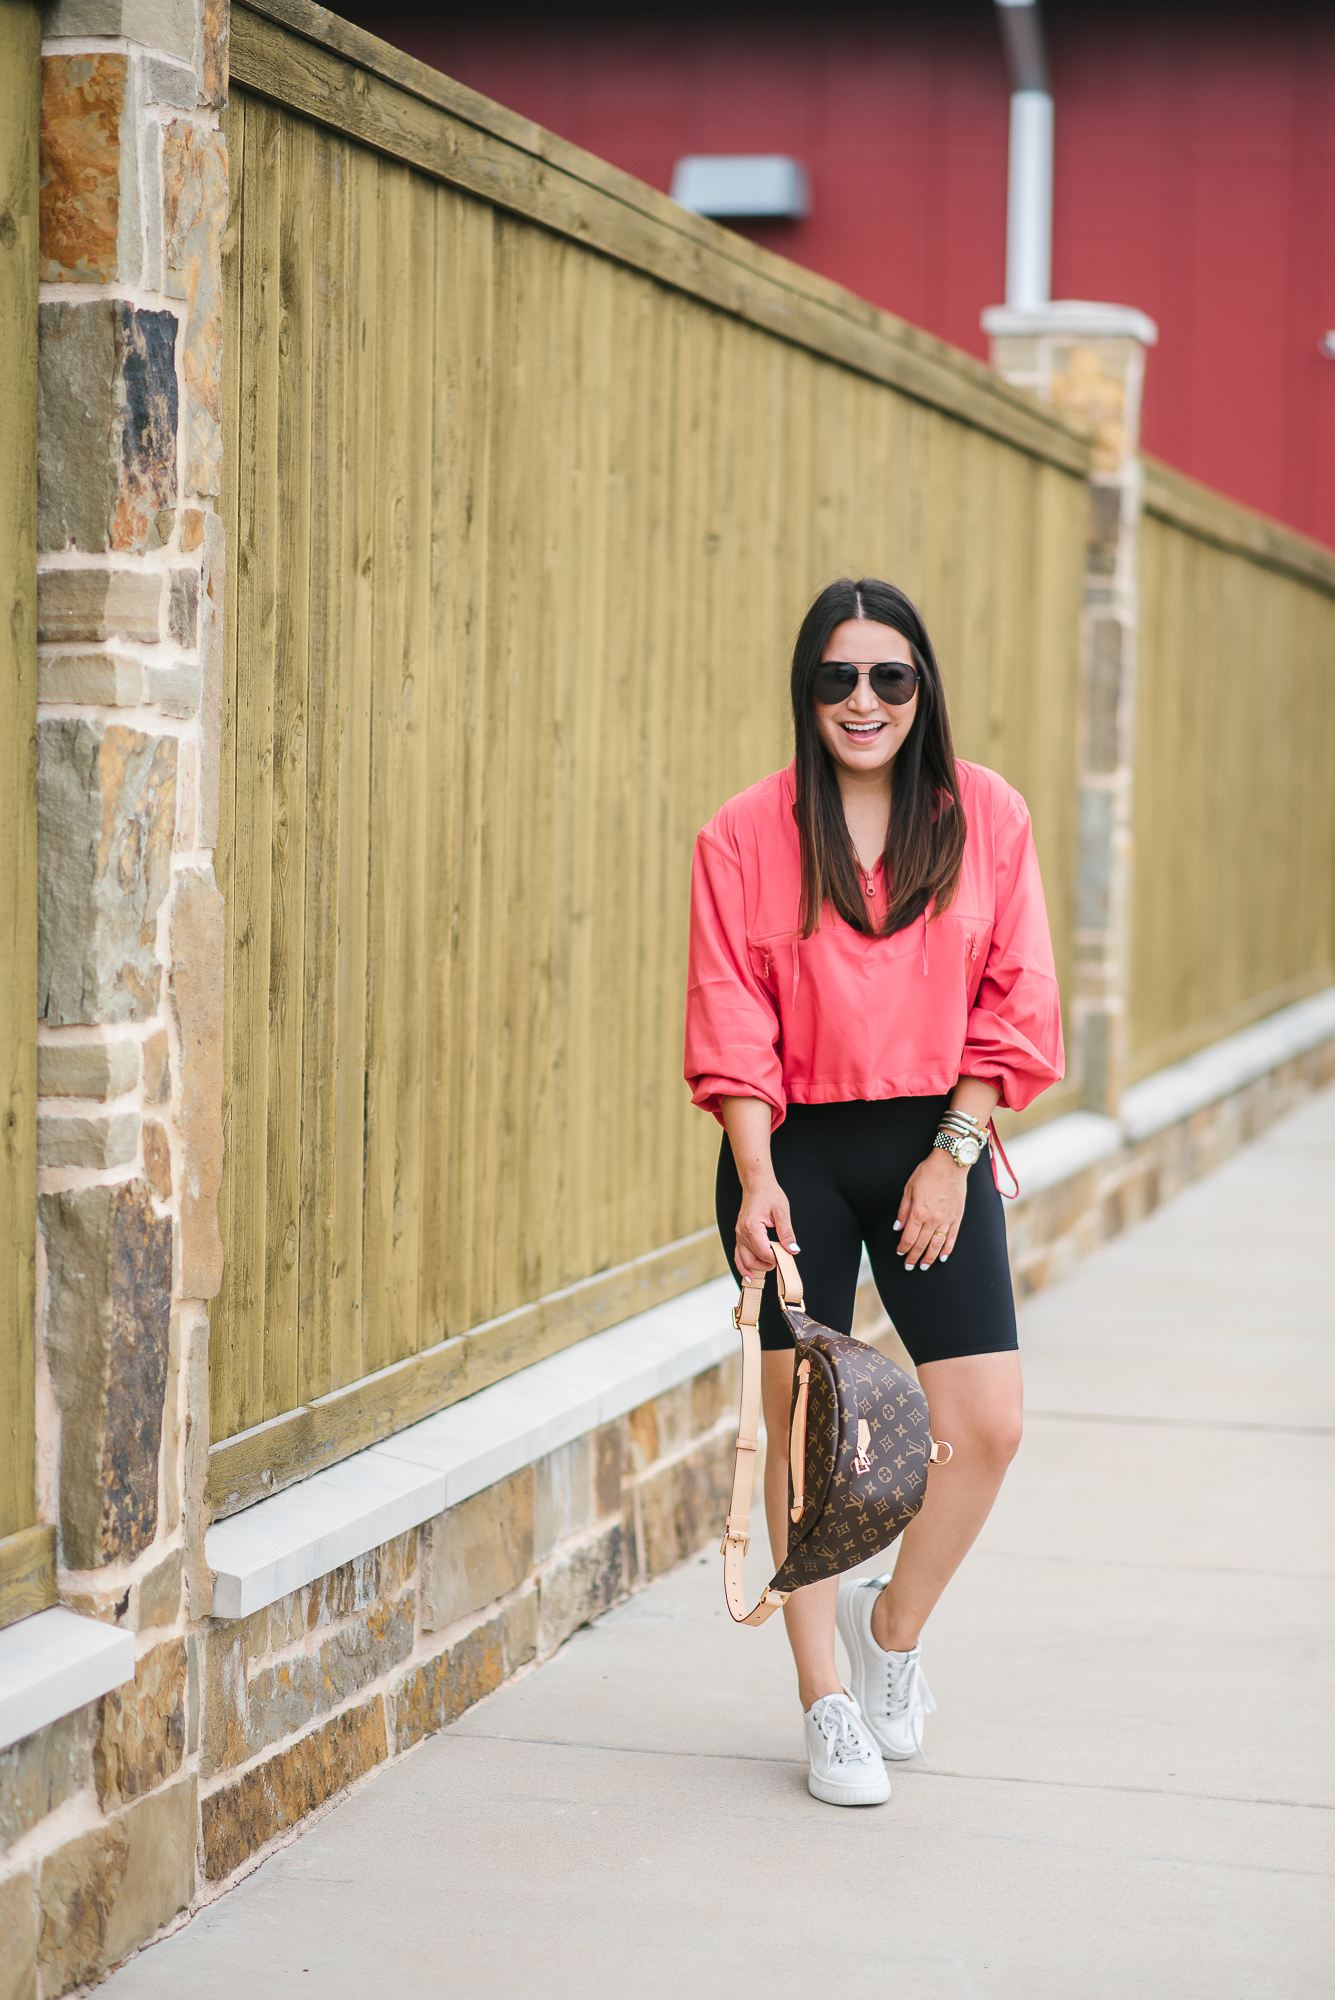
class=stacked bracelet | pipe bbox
[938,1110,989,1143]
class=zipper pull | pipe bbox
[864,870,875,898]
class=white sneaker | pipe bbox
[836,1574,937,1762]
[803,1691,892,1806]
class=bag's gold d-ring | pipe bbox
[929,1439,954,1464]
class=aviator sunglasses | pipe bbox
[812,658,920,706]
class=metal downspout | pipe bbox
[995,0,1053,310]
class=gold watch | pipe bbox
[933,1128,982,1168]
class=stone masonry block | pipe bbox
[533,1438,590,1560]
[201,0,228,106]
[504,1584,539,1673]
[689,1362,728,1436]
[0,1871,39,2000]
[422,1469,533,1631]
[147,658,202,718]
[39,1178,172,1567]
[634,1432,733,1582]
[245,1597,415,1757]
[39,302,178,554]
[142,1027,171,1103]
[39,53,139,285]
[37,1775,195,1990]
[37,1037,139,1098]
[0,1709,94,1851]
[200,1698,388,1882]
[169,866,224,1297]
[392,1614,506,1753]
[168,567,198,647]
[95,1638,187,1809]
[38,568,162,645]
[163,122,227,495]
[39,720,176,1024]
[537,1521,625,1657]
[1075,785,1115,933]
[43,0,197,61]
[38,652,143,705]
[145,58,196,109]
[1086,617,1124,774]
[593,1420,624,1518]
[627,1399,658,1474]
[199,1623,246,1780]
[142,1116,172,1199]
[138,1543,184,1628]
[36,1108,139,1169]
[199,512,225,844]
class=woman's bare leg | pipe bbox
[761,1350,841,1710]
[870,1350,1024,1652]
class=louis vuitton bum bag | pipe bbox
[721,1243,953,1625]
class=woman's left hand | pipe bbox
[895,1148,969,1270]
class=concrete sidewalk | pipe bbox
[105,1089,1335,1998]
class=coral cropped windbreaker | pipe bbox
[684,759,1063,1127]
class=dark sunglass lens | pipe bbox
[813,664,860,704]
[869,663,918,704]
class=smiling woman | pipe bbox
[685,575,1065,1807]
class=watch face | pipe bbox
[957,1136,982,1166]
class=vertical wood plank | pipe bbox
[262,109,315,1423]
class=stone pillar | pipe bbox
[983,301,1158,1118]
[2,5,229,1989]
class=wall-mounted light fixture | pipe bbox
[670,155,810,221]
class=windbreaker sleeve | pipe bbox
[958,795,1065,1112]
[684,824,786,1128]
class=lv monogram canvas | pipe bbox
[721,1244,951,1627]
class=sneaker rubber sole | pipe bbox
[807,1768,892,1807]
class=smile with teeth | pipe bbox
[842,721,885,737]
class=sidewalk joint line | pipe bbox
[450,1732,1335,1813]
[1023,1409,1335,1438]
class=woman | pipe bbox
[684,577,1063,1807]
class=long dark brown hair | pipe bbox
[791,577,967,938]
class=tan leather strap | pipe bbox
[788,1359,810,1523]
[721,1254,802,1626]
[721,1279,784,1623]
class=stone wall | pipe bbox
[1,1,228,1993]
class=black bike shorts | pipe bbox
[715,1096,1018,1363]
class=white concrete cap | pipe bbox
[206,1452,446,1620]
[671,155,809,219]
[1121,988,1335,1143]
[1005,1111,1123,1197]
[0,1607,135,1753]
[982,300,1159,345]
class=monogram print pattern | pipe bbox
[768,1309,935,1597]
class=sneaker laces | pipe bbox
[884,1653,936,1763]
[811,1696,876,1769]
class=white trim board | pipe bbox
[0,1607,135,1754]
[206,988,1335,1622]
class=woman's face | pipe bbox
[812,618,919,778]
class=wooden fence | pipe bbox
[209,0,1092,1512]
[1131,460,1335,1078]
[0,1,48,1631]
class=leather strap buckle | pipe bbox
[720,1531,750,1556]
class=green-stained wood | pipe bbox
[212,55,1094,1461]
[0,3,40,1549]
[208,1227,728,1514]
[227,1,1091,479]
[0,1524,56,1634]
[1131,502,1335,1078]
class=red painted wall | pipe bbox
[344,3,1335,548]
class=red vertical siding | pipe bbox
[348,4,1335,548]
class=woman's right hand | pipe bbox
[734,1176,799,1282]
[720,1095,799,1281]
